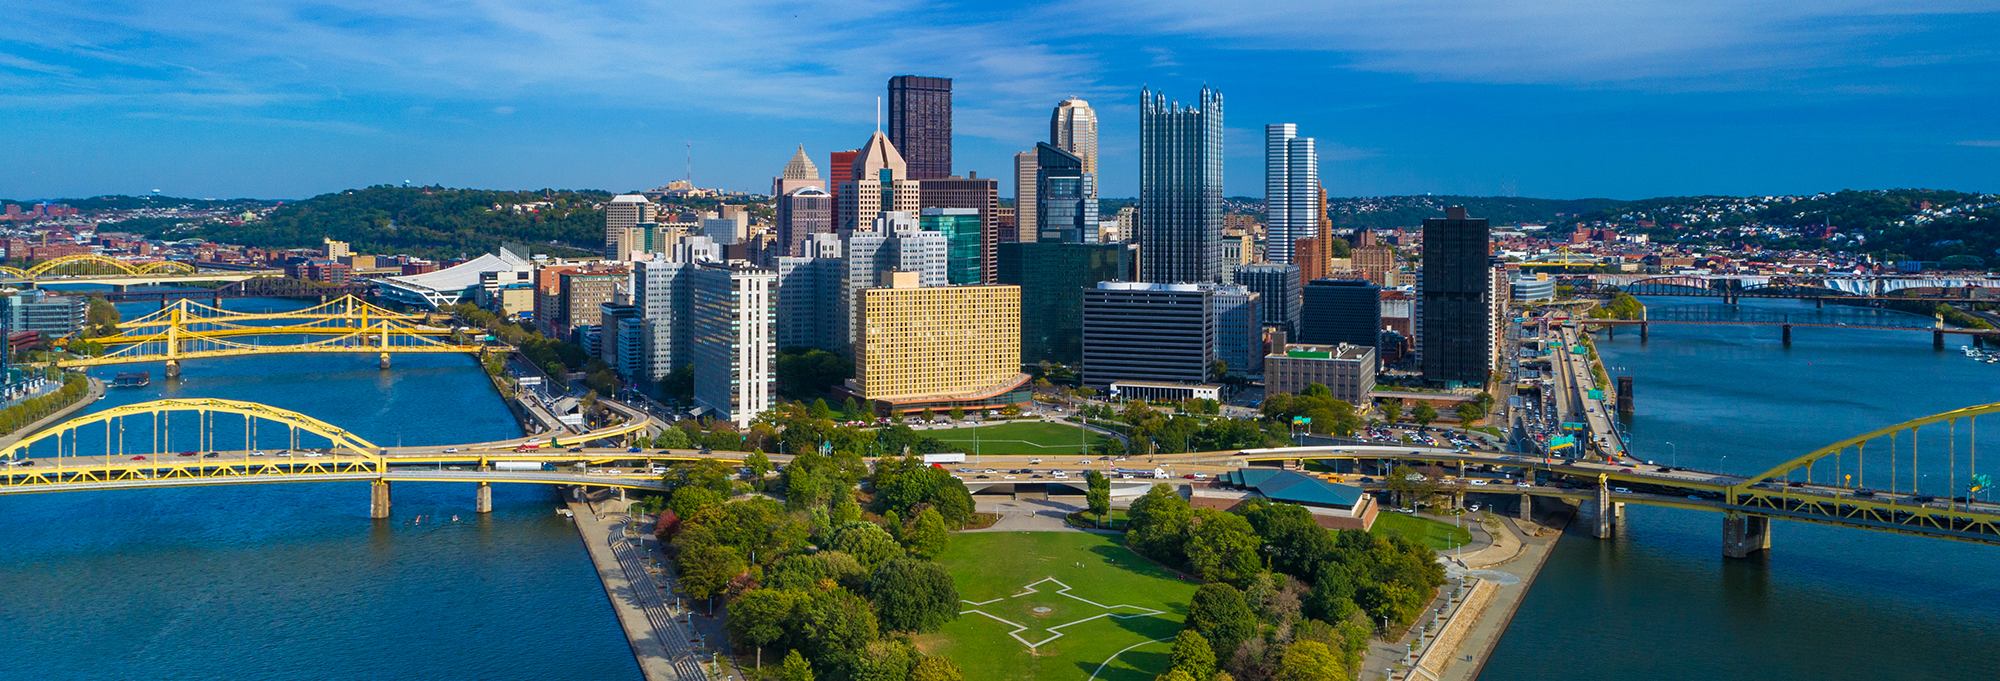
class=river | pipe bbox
[1479,298,2000,680]
[0,297,639,681]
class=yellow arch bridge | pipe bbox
[0,398,670,516]
[1161,402,2000,557]
[59,294,483,372]
[0,253,199,281]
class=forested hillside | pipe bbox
[147,185,610,258]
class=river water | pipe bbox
[0,297,639,681]
[1479,298,2000,680]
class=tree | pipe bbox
[904,507,949,559]
[1127,484,1193,562]
[1183,509,1262,585]
[1086,470,1112,522]
[1378,398,1402,423]
[669,485,724,519]
[1411,403,1437,428]
[727,588,799,668]
[1169,628,1216,680]
[842,396,864,419]
[676,542,744,600]
[1273,641,1343,681]
[910,656,964,681]
[810,399,834,420]
[832,522,902,569]
[1209,359,1230,382]
[1185,582,1255,662]
[1154,672,1196,681]
[949,405,965,420]
[865,558,961,633]
[746,449,773,477]
[781,649,815,681]
[1455,402,1484,423]
[653,427,691,449]
[921,407,936,422]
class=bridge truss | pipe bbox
[58,294,482,368]
[0,253,197,281]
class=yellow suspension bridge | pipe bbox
[59,294,483,374]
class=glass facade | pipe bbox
[1419,208,1492,385]
[1034,143,1098,244]
[887,75,952,180]
[1302,278,1381,349]
[997,242,1138,367]
[919,208,983,285]
[1139,85,1224,284]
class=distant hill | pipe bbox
[144,185,612,259]
[1571,188,2000,263]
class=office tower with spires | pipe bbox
[835,131,922,234]
[1139,85,1224,284]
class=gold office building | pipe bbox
[850,272,1029,414]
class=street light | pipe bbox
[1664,441,1677,469]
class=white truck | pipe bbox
[921,453,967,464]
[494,461,554,472]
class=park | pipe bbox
[930,421,1114,458]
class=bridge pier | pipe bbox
[1639,322,1649,342]
[164,360,181,380]
[1723,514,1771,558]
[369,480,391,519]
[379,353,391,370]
[1518,493,1533,521]
[1935,329,1946,350]
[475,481,493,513]
[1815,297,1824,309]
[1593,485,1614,539]
[1616,376,1634,415]
[1782,324,1792,347]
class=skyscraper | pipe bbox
[1013,150,1039,241]
[603,194,656,260]
[1234,263,1301,335]
[691,261,777,428]
[1264,124,1319,265]
[1301,278,1381,351]
[827,149,859,214]
[1034,143,1097,244]
[919,207,983,285]
[1139,85,1224,284]
[775,233,845,353]
[836,131,921,234]
[1418,206,1493,386]
[772,144,824,198]
[887,75,952,180]
[917,174,1000,283]
[997,241,1138,367]
[1050,98,1099,179]
[852,272,1026,414]
[777,187,833,257]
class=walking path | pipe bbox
[566,493,710,681]
[0,376,103,453]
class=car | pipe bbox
[628,447,642,453]
[130,455,146,460]
[1469,479,1489,486]
[443,447,460,453]
[569,447,584,452]
[1392,507,1415,514]
[1468,504,1481,512]
[249,450,265,457]
[1053,471,1068,479]
[1854,489,1877,498]
[1359,477,1375,484]
[1184,474,1199,479]
[983,468,996,474]
[177,450,197,457]
[276,451,292,458]
[1516,481,1532,488]
[957,467,971,473]
[651,466,668,474]
[1078,459,1092,465]
[1912,495,1936,503]
[448,466,464,471]
[203,452,219,459]
[1612,487,1632,494]
[975,475,989,479]
[1003,475,1017,480]
[1028,458,1042,464]
[304,452,324,458]
[1656,466,1673,473]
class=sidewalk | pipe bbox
[0,376,102,453]
[566,492,708,681]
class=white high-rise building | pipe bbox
[775,233,845,353]
[1051,99,1099,178]
[691,262,777,428]
[841,212,946,353]
[1265,124,1318,266]
[604,194,657,260]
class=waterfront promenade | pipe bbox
[567,491,710,681]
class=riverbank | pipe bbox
[565,492,688,681]
[1363,499,1574,681]
[0,376,102,453]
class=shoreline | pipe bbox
[0,375,105,453]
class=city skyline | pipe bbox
[3,1,1997,200]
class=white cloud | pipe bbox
[1960,140,2000,147]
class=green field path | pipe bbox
[932,532,1197,681]
[929,422,1111,457]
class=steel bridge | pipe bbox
[57,294,481,373]
[1585,273,1999,301]
[0,398,664,516]
[93,276,375,304]
[1188,402,2000,555]
[1575,303,1999,346]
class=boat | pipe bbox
[111,372,151,388]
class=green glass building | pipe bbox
[919,208,983,285]
[996,241,1139,367]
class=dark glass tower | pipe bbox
[1419,206,1492,386]
[1139,85,1224,284]
[997,242,1138,367]
[1034,143,1097,244]
[1301,278,1380,348]
[887,75,953,180]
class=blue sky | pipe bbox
[3,0,1998,201]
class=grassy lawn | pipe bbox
[931,422,1111,457]
[930,532,1198,681]
[1370,512,1473,551]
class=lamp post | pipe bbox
[1664,441,1677,469]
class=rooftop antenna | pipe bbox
[685,141,692,184]
[876,96,882,134]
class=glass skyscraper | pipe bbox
[1034,143,1097,244]
[1264,123,1318,265]
[1419,206,1493,386]
[887,75,953,180]
[996,241,1138,367]
[1139,85,1224,284]
[920,207,984,286]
